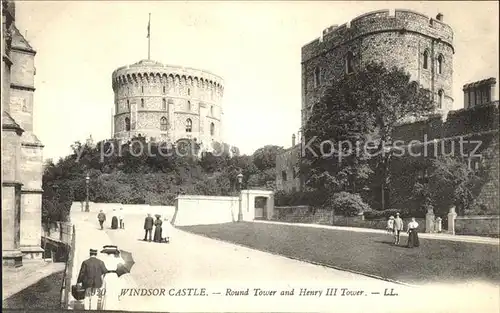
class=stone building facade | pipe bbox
[112,60,224,152]
[301,9,454,126]
[2,0,44,266]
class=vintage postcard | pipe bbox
[2,1,499,312]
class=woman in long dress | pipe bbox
[386,216,395,235]
[153,215,163,242]
[406,218,420,248]
[111,209,119,229]
[100,246,125,310]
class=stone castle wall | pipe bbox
[112,60,224,151]
[301,9,454,126]
[275,145,301,192]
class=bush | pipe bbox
[274,189,328,207]
[325,192,370,217]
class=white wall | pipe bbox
[70,202,175,220]
[173,195,240,226]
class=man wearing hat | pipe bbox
[393,213,404,245]
[77,248,109,310]
[143,213,154,242]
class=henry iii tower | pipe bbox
[111,59,224,151]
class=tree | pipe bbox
[252,145,284,171]
[325,192,371,217]
[413,156,487,216]
[303,62,434,208]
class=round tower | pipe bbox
[301,9,454,125]
[112,59,224,151]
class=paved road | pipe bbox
[72,212,498,312]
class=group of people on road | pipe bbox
[76,246,126,310]
[97,208,125,230]
[143,213,170,243]
[386,213,420,248]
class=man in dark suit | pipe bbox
[144,213,154,242]
[77,249,109,310]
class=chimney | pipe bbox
[292,134,296,147]
[436,13,443,21]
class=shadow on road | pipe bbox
[2,270,64,309]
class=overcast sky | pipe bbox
[15,1,499,161]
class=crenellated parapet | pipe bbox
[112,59,224,97]
[302,9,454,62]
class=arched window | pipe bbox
[188,88,191,96]
[210,106,214,116]
[163,86,166,94]
[160,117,168,131]
[141,98,144,108]
[423,50,429,69]
[162,98,167,110]
[127,99,130,111]
[187,101,191,111]
[438,90,444,108]
[141,86,144,93]
[125,117,131,131]
[185,118,192,133]
[437,54,444,74]
[345,52,354,74]
[210,122,215,136]
[314,67,321,87]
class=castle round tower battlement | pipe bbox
[112,59,224,151]
[301,9,454,126]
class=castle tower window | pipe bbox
[437,90,444,108]
[437,54,444,74]
[423,50,429,69]
[141,98,145,108]
[127,99,130,111]
[141,86,144,93]
[163,86,166,94]
[210,106,214,116]
[125,117,131,131]
[314,67,321,87]
[187,100,191,111]
[210,122,215,136]
[22,104,28,112]
[186,118,192,133]
[281,171,287,181]
[162,98,167,110]
[160,117,168,131]
[188,88,191,96]
[345,51,354,74]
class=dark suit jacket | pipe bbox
[144,216,154,230]
[77,257,108,289]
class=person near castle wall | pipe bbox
[143,213,154,242]
[393,213,404,245]
[386,216,395,235]
[77,249,109,310]
[406,218,420,248]
[97,210,106,230]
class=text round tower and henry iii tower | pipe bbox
[112,59,224,151]
[301,9,454,126]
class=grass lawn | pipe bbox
[2,270,64,309]
[180,222,500,285]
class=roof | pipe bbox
[130,59,164,67]
[463,77,496,90]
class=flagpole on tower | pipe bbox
[147,13,151,60]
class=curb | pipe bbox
[177,228,417,289]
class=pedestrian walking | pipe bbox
[111,209,118,230]
[97,210,106,230]
[100,245,126,309]
[393,213,404,245]
[386,216,394,235]
[76,249,109,310]
[406,218,420,248]
[119,208,124,229]
[143,213,154,242]
[153,215,163,243]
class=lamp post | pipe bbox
[85,174,90,212]
[237,173,243,222]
